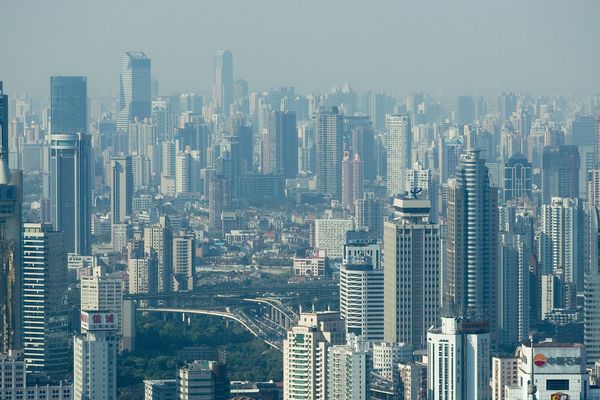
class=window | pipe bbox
[546,379,569,391]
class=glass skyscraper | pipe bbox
[213,50,233,115]
[50,76,87,134]
[117,52,151,133]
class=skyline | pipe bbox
[2,0,600,96]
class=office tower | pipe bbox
[542,145,580,204]
[504,342,587,400]
[178,360,229,400]
[0,82,8,159]
[131,154,151,192]
[326,338,369,400]
[144,379,177,400]
[46,132,92,254]
[117,52,151,133]
[354,192,384,240]
[387,114,412,197]
[384,197,440,349]
[129,117,157,159]
[144,216,173,293]
[438,136,463,182]
[50,76,87,135]
[427,317,491,400]
[283,312,345,400]
[365,91,387,131]
[262,110,297,178]
[22,223,69,379]
[498,92,517,122]
[341,151,363,209]
[346,116,376,181]
[538,197,584,289]
[80,266,123,335]
[457,95,476,127]
[0,151,22,352]
[314,217,354,258]
[73,311,118,400]
[316,107,343,198]
[339,251,384,341]
[572,114,596,146]
[208,176,231,233]
[490,356,518,400]
[446,149,498,332]
[585,205,600,365]
[404,161,430,195]
[398,361,427,400]
[152,99,171,139]
[175,148,202,194]
[213,50,234,116]
[111,155,133,225]
[372,342,411,381]
[498,225,532,347]
[503,153,532,201]
[216,136,241,199]
[343,230,381,267]
[128,251,158,294]
[173,233,195,290]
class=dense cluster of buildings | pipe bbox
[1,47,600,400]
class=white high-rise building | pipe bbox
[175,148,202,195]
[539,197,584,290]
[144,216,173,293]
[505,342,588,400]
[80,266,123,335]
[128,251,158,294]
[326,337,369,400]
[384,198,440,349]
[314,218,354,259]
[427,317,491,400]
[387,114,412,197]
[144,379,176,400]
[585,204,600,365]
[339,255,384,341]
[372,342,411,381]
[404,161,431,195]
[283,312,345,400]
[73,311,118,400]
[490,356,518,400]
[173,233,195,290]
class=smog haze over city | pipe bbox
[1,1,600,400]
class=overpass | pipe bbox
[138,306,284,351]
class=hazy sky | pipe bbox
[2,0,599,97]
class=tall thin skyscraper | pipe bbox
[446,149,499,332]
[262,110,297,178]
[213,50,234,115]
[541,145,580,204]
[384,197,440,349]
[0,150,22,352]
[387,114,412,197]
[316,106,342,198]
[111,155,133,224]
[22,223,69,379]
[0,82,8,160]
[341,151,363,209]
[143,216,173,293]
[117,52,151,133]
[46,133,92,254]
[50,76,87,134]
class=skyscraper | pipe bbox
[339,251,384,341]
[46,132,92,254]
[541,145,580,204]
[503,153,532,201]
[427,317,491,400]
[261,110,297,178]
[446,149,498,332]
[80,266,123,337]
[327,339,369,400]
[316,107,343,199]
[22,223,69,379]
[111,155,133,224]
[213,50,233,116]
[354,192,384,240]
[144,216,173,293]
[283,312,345,400]
[208,175,231,233]
[0,82,8,159]
[457,95,476,127]
[585,204,600,365]
[117,52,151,133]
[341,151,363,209]
[387,114,412,197]
[384,197,440,349]
[50,76,87,135]
[571,114,596,146]
[74,311,118,400]
[0,150,22,352]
